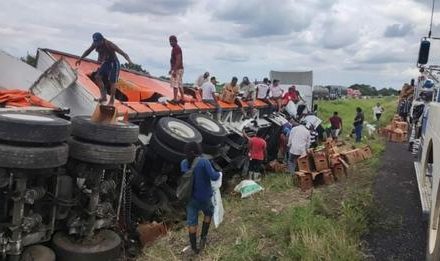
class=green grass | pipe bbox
[142,97,397,261]
[317,96,396,131]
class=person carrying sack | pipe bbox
[179,142,220,255]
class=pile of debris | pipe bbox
[295,139,374,191]
[379,115,408,143]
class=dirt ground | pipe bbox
[364,142,427,260]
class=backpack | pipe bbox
[176,157,200,203]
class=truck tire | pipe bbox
[188,113,227,145]
[71,116,139,144]
[202,143,222,156]
[0,143,68,169]
[132,187,168,219]
[21,245,56,261]
[155,117,202,149]
[68,138,136,165]
[149,134,186,164]
[0,113,71,144]
[52,230,121,261]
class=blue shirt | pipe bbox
[181,157,220,202]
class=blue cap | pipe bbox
[92,32,104,43]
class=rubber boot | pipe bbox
[189,232,199,254]
[199,222,211,251]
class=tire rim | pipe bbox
[167,121,195,138]
[195,117,221,132]
[2,114,55,122]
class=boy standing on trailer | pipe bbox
[169,35,185,103]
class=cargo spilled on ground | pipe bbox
[140,97,397,261]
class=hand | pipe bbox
[168,70,172,75]
[75,59,81,66]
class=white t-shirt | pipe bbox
[373,106,383,114]
[256,83,269,99]
[201,82,216,100]
[287,125,311,155]
[271,85,283,98]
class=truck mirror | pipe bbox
[418,39,430,65]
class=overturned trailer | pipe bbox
[0,49,312,259]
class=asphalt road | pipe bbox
[364,142,427,260]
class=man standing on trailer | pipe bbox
[76,32,133,105]
[169,35,185,103]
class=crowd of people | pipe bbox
[75,33,385,256]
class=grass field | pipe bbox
[141,97,398,261]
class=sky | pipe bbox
[0,0,439,89]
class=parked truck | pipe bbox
[412,37,440,260]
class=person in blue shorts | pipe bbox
[180,142,220,254]
[76,32,133,105]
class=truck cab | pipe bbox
[413,39,440,260]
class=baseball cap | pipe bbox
[210,76,218,83]
[92,32,104,44]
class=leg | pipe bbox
[199,200,214,251]
[170,72,179,101]
[108,83,116,105]
[179,87,185,102]
[107,60,120,105]
[287,153,298,175]
[173,87,178,101]
[355,125,362,142]
[276,98,282,112]
[186,200,200,254]
[94,73,107,103]
[177,69,185,102]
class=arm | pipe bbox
[180,159,189,173]
[75,45,95,66]
[110,42,133,64]
[204,159,220,181]
[287,129,293,147]
[242,129,249,139]
[211,91,218,105]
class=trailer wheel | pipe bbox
[68,138,136,165]
[132,187,168,219]
[155,117,202,149]
[188,113,227,145]
[0,113,71,144]
[71,116,139,144]
[149,134,186,164]
[0,143,68,169]
[202,143,223,157]
[52,230,121,261]
[21,245,56,261]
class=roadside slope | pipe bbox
[364,142,427,260]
